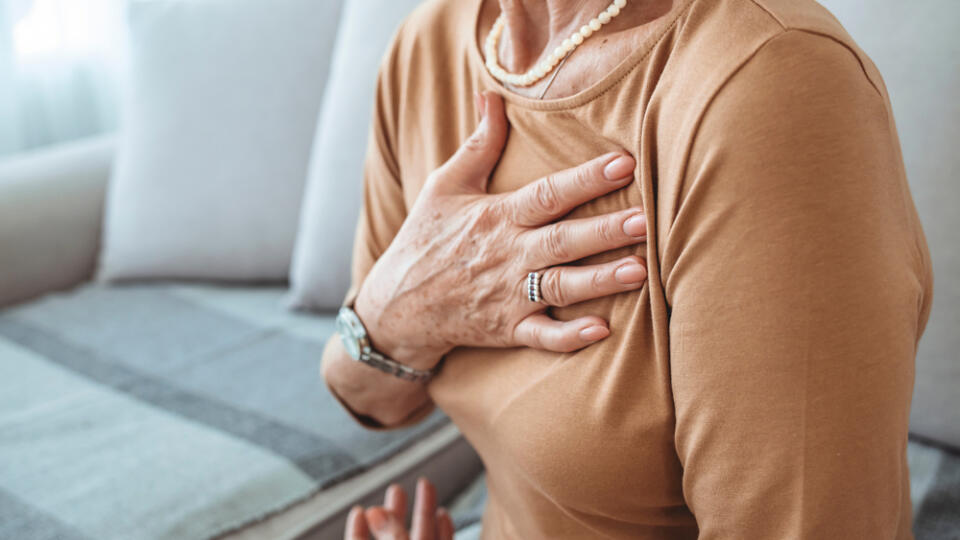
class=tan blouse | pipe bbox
[327,0,934,537]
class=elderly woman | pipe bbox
[323,0,933,538]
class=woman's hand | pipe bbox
[355,92,647,370]
[344,478,454,540]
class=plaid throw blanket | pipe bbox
[0,284,447,540]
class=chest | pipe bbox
[417,110,686,524]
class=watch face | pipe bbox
[336,311,361,359]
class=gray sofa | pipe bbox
[1,1,958,539]
[0,135,485,539]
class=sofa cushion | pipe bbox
[0,283,448,539]
[908,440,960,538]
[818,0,960,450]
[99,0,342,283]
[0,136,114,308]
[288,0,424,310]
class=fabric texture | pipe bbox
[0,136,114,309]
[0,283,447,540]
[328,0,934,537]
[98,0,342,282]
[819,0,960,451]
[445,443,960,540]
[288,0,424,310]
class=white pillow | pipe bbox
[98,0,343,282]
[287,0,423,310]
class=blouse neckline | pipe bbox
[467,0,696,111]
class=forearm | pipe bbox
[321,335,433,428]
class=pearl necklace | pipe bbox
[484,0,628,88]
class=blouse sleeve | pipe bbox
[663,30,932,538]
[322,23,438,431]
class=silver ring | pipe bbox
[527,271,544,303]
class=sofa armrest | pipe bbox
[0,136,115,309]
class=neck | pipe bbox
[497,0,612,70]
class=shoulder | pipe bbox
[652,0,892,186]
[384,0,476,74]
[658,0,892,155]
[677,0,887,105]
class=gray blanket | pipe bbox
[0,284,447,540]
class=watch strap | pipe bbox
[359,350,437,384]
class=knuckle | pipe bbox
[590,268,607,291]
[462,130,488,153]
[575,163,595,189]
[595,217,618,244]
[472,200,501,229]
[532,177,563,215]
[462,200,501,239]
[542,270,569,307]
[542,226,571,262]
[526,324,544,349]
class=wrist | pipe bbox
[353,286,446,372]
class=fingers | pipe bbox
[365,506,409,540]
[435,508,455,540]
[514,313,610,353]
[507,152,636,227]
[384,484,407,524]
[345,505,370,540]
[527,207,646,266]
[410,477,438,540]
[347,480,451,540]
[537,256,646,307]
[429,92,508,195]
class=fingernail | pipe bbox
[615,262,646,284]
[417,477,428,497]
[622,213,647,237]
[579,325,609,342]
[365,508,387,532]
[603,155,635,181]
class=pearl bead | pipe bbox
[483,0,628,87]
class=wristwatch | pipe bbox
[335,306,437,383]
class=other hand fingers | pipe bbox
[345,505,370,540]
[513,313,610,353]
[435,508,455,540]
[365,506,409,540]
[536,256,646,307]
[527,208,646,266]
[384,484,407,524]
[507,152,635,227]
[411,477,438,540]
